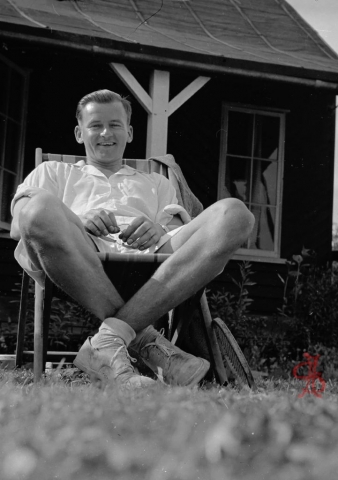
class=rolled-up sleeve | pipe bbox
[11,162,59,216]
[154,174,189,225]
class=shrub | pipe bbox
[4,251,338,379]
[278,249,338,348]
[208,251,338,378]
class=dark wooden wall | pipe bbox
[0,43,335,316]
[166,72,336,313]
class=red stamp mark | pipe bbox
[292,353,326,398]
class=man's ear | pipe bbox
[74,125,84,144]
[127,125,133,143]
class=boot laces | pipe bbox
[143,329,176,358]
[110,344,137,375]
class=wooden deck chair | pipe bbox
[14,148,256,389]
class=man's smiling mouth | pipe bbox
[98,142,115,146]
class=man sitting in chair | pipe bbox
[10,89,254,388]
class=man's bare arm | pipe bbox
[10,197,31,241]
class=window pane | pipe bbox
[8,70,24,122]
[225,155,251,202]
[254,115,280,160]
[247,205,276,251]
[1,171,16,224]
[4,120,20,172]
[251,159,278,206]
[0,62,9,116]
[227,111,253,157]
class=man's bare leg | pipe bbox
[20,193,253,329]
[19,191,124,320]
[19,193,253,386]
[18,192,159,387]
[122,198,254,386]
[116,198,255,331]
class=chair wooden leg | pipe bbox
[199,291,228,386]
[15,271,30,368]
[34,282,45,381]
[33,277,53,381]
[42,278,53,370]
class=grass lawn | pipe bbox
[0,368,337,480]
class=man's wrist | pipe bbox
[157,223,170,235]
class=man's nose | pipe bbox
[100,127,112,136]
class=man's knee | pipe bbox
[19,192,64,241]
[214,198,255,239]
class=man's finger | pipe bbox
[85,220,106,236]
[107,212,119,232]
[129,229,154,248]
[138,232,159,250]
[98,211,119,233]
[126,224,152,245]
[120,217,145,241]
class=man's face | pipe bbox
[75,101,133,165]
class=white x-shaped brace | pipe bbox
[110,62,210,157]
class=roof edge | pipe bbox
[280,0,338,60]
[1,25,338,91]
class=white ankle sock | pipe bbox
[91,318,136,349]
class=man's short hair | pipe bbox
[76,89,132,124]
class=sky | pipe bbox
[286,0,338,224]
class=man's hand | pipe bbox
[79,209,120,237]
[119,216,165,250]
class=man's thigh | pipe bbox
[20,193,98,268]
[156,213,206,254]
[157,198,249,254]
[157,199,233,254]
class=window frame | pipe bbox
[0,53,29,233]
[217,103,286,262]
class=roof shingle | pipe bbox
[1,0,338,78]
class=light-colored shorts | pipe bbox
[87,227,182,254]
[14,226,183,287]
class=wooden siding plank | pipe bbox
[168,77,210,117]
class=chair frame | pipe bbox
[14,148,256,389]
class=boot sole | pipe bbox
[74,356,156,388]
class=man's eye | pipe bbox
[90,124,101,129]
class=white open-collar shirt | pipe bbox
[11,160,186,284]
[12,160,178,227]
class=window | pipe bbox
[218,104,285,261]
[0,54,29,232]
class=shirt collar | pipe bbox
[75,160,137,177]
